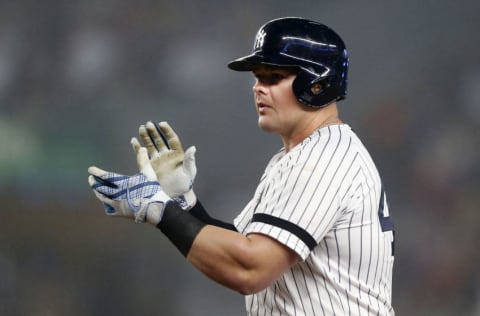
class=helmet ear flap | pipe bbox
[292,70,316,107]
[293,70,335,108]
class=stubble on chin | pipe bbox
[257,117,277,133]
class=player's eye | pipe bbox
[256,73,287,85]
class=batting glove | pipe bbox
[88,147,172,225]
[131,121,197,210]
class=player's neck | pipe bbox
[282,103,342,152]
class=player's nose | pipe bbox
[253,80,267,95]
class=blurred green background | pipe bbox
[1,1,479,315]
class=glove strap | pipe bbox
[143,190,172,225]
[173,189,197,210]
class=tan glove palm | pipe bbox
[131,121,197,210]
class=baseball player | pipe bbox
[88,17,395,315]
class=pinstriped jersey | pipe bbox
[234,124,395,316]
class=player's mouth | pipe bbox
[257,102,271,114]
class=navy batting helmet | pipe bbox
[228,17,348,108]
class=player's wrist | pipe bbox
[156,202,206,257]
[188,200,238,231]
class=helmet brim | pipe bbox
[228,53,305,72]
[227,54,266,71]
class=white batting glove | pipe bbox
[87,147,171,225]
[131,121,197,210]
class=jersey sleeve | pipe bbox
[243,130,354,260]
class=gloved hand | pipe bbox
[88,147,171,225]
[131,121,197,210]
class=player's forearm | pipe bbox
[187,226,301,295]
[186,225,274,295]
[158,204,266,294]
[156,202,297,294]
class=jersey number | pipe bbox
[378,187,395,256]
[378,187,394,232]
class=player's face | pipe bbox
[252,66,308,136]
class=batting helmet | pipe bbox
[228,17,348,108]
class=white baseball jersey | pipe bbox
[234,124,395,316]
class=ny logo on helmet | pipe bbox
[254,29,266,50]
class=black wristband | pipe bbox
[156,202,206,257]
[189,201,238,232]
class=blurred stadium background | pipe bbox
[0,1,479,315]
